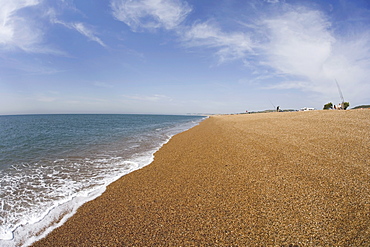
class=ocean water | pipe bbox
[0,114,205,247]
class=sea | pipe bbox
[0,114,205,247]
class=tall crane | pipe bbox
[335,79,344,103]
[335,79,345,109]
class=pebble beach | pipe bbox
[32,110,370,246]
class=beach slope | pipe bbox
[33,110,370,246]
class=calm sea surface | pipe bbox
[0,114,205,247]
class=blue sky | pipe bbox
[1,0,369,115]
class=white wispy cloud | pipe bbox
[123,94,172,102]
[36,95,57,102]
[0,54,65,75]
[258,5,370,103]
[93,81,114,88]
[320,31,370,102]
[110,0,192,31]
[71,22,107,47]
[48,9,106,48]
[175,2,370,104]
[259,7,335,82]
[180,21,255,63]
[110,0,254,62]
[178,5,335,72]
[0,0,43,51]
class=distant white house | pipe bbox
[300,107,315,111]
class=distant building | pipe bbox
[300,107,315,111]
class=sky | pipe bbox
[0,0,369,115]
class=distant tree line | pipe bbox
[352,105,370,109]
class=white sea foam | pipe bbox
[0,115,205,247]
[0,154,156,246]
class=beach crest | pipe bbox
[32,110,370,246]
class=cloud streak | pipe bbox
[110,0,192,31]
[123,94,172,102]
[71,23,107,47]
[48,9,106,48]
[180,21,254,63]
